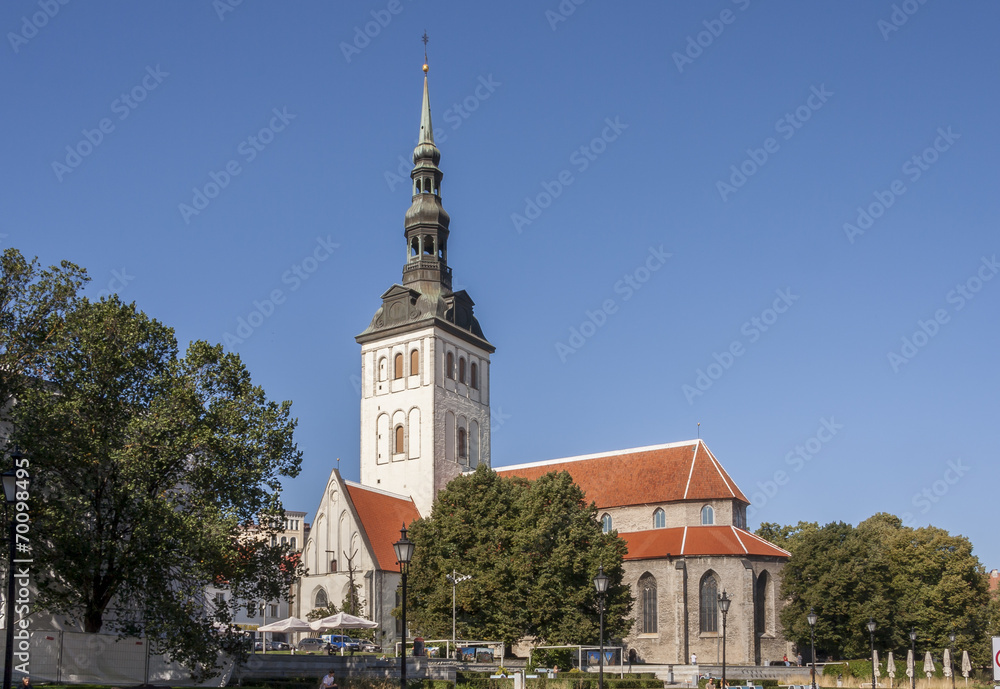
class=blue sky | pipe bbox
[3,2,998,570]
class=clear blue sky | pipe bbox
[4,2,998,570]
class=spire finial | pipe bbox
[422,31,429,73]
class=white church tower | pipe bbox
[356,61,494,518]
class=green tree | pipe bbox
[0,248,88,407]
[9,296,303,678]
[406,465,632,649]
[765,513,990,664]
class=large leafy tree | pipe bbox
[406,465,632,649]
[9,296,303,677]
[761,513,990,664]
[0,248,88,407]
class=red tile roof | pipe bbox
[346,482,420,572]
[622,526,790,560]
[496,440,749,508]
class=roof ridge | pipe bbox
[680,525,688,555]
[683,441,700,500]
[730,525,749,555]
[496,439,701,472]
[704,445,736,498]
[739,527,793,557]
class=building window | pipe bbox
[290,537,296,549]
[458,428,467,459]
[701,505,715,525]
[379,357,387,381]
[653,508,665,529]
[214,592,226,605]
[601,513,613,534]
[459,357,466,383]
[639,573,657,634]
[281,536,287,545]
[314,589,329,609]
[269,604,278,617]
[330,559,337,573]
[394,353,404,379]
[470,362,479,389]
[395,425,404,454]
[446,352,454,379]
[410,349,419,376]
[700,573,719,633]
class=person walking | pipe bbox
[320,669,337,689]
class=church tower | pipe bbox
[356,59,495,518]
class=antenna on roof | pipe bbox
[697,422,700,439]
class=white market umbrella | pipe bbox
[943,649,952,678]
[310,612,379,656]
[961,651,971,685]
[258,616,314,632]
[923,651,935,680]
[906,649,914,680]
[875,650,881,679]
[888,651,896,687]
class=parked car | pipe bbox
[268,640,290,651]
[355,638,380,653]
[328,634,360,652]
[297,637,332,653]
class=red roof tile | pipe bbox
[496,440,748,508]
[346,483,420,572]
[621,526,790,560]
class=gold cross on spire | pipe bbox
[422,31,429,73]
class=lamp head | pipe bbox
[807,608,818,627]
[867,619,876,634]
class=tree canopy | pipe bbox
[8,293,303,677]
[405,465,632,648]
[759,514,991,665]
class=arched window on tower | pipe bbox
[639,572,658,634]
[653,508,666,529]
[410,349,419,376]
[458,428,467,460]
[423,235,435,255]
[701,505,715,525]
[700,572,719,633]
[601,513,613,534]
[470,362,479,389]
[410,236,419,257]
[394,425,404,454]
[394,353,404,379]
[446,352,454,379]
[459,357,466,384]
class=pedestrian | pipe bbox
[19,678,32,689]
[691,652,698,664]
[797,653,803,666]
[320,668,337,689]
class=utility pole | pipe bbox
[445,570,471,658]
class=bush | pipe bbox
[424,681,455,689]
[532,648,575,671]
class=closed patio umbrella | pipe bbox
[961,651,971,685]
[888,651,896,687]
[943,649,952,678]
[923,651,935,680]
[906,649,914,680]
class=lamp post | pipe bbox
[719,590,731,689]
[807,608,818,689]
[393,525,414,689]
[594,566,609,689]
[947,632,956,689]
[909,629,917,689]
[2,449,22,689]
[867,619,877,689]
[446,570,471,659]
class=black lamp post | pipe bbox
[2,449,22,689]
[867,619,877,689]
[393,525,414,689]
[947,632,956,689]
[719,590,731,689]
[807,608,818,689]
[594,566,609,689]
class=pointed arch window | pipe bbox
[639,572,658,634]
[700,573,719,633]
[458,428,467,460]
[653,508,666,529]
[394,425,404,454]
[601,513,613,534]
[701,505,715,525]
[410,349,419,376]
[314,588,328,609]
[459,357,466,384]
[394,353,404,379]
[470,362,479,389]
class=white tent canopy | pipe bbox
[258,616,314,633]
[309,612,379,630]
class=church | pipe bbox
[295,60,793,666]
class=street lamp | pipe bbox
[807,608,818,689]
[393,525,414,689]
[594,566,609,689]
[445,569,471,659]
[947,632,956,689]
[867,619,877,689]
[909,629,917,689]
[3,449,23,689]
[719,590,731,689]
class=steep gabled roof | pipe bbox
[345,482,420,572]
[622,526,790,560]
[496,439,748,508]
